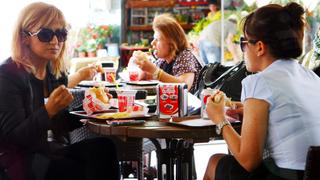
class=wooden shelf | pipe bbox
[129,23,194,31]
[129,25,153,31]
[126,0,175,9]
[177,1,208,6]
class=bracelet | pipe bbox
[158,69,163,80]
[152,68,160,80]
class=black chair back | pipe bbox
[0,166,10,180]
[304,146,320,180]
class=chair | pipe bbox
[0,153,8,180]
[0,165,10,180]
[68,88,149,179]
[303,146,320,180]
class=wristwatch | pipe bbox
[216,119,231,135]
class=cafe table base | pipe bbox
[150,139,196,180]
[86,118,242,180]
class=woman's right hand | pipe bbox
[131,50,157,74]
[45,85,74,118]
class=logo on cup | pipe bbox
[116,90,137,112]
[129,71,139,81]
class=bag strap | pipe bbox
[205,61,245,87]
[194,62,220,97]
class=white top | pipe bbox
[241,59,320,170]
[199,19,237,47]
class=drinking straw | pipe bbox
[111,73,119,90]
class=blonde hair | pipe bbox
[11,2,67,78]
[152,14,190,58]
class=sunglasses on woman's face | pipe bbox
[26,28,68,43]
[240,37,259,52]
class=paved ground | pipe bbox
[194,140,228,179]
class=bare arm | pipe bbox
[207,96,269,171]
[132,51,196,91]
[158,71,195,91]
[68,65,98,88]
[225,99,268,171]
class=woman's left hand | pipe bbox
[77,64,98,81]
[206,91,226,124]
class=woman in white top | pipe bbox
[204,2,320,180]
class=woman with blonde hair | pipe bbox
[131,13,202,93]
[0,2,119,180]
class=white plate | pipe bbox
[126,80,159,86]
[78,80,123,88]
[169,118,215,127]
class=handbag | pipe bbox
[194,62,230,97]
[195,61,250,101]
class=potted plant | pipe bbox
[86,39,98,57]
[75,24,113,58]
[76,44,87,57]
[94,25,113,49]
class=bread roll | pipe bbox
[133,51,148,61]
[213,91,234,108]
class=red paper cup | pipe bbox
[104,68,116,83]
[116,90,137,112]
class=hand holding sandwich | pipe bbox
[206,90,227,124]
[131,50,158,75]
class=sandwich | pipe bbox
[212,91,234,108]
[89,87,109,104]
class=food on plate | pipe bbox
[96,112,130,119]
[212,91,234,108]
[89,87,109,104]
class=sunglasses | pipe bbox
[240,37,259,52]
[26,28,68,43]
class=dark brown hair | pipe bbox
[242,2,305,59]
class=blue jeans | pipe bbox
[199,40,221,64]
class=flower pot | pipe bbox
[88,51,96,57]
[97,43,105,49]
[78,52,87,58]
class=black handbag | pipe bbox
[195,61,250,101]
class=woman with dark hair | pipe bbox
[0,2,119,180]
[130,14,202,94]
[204,2,320,180]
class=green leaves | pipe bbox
[76,25,113,53]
